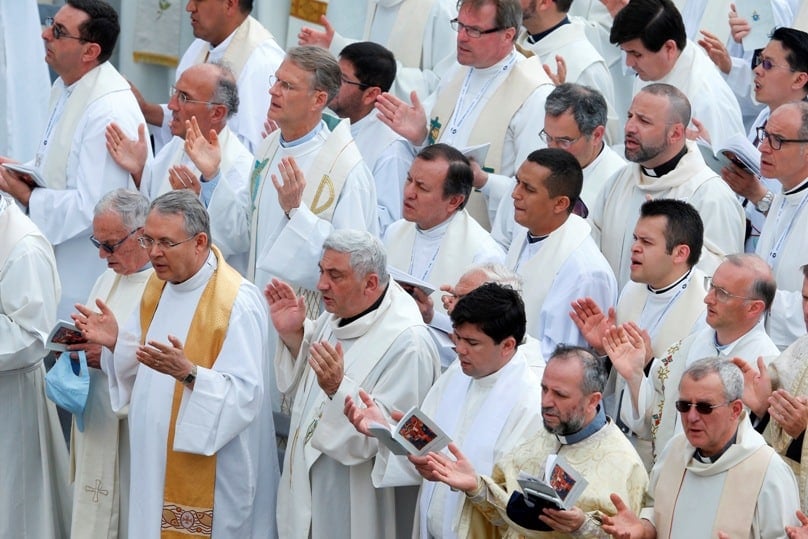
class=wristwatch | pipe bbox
[180,364,197,386]
[755,190,774,214]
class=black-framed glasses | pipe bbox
[449,18,504,38]
[674,400,729,415]
[753,53,795,72]
[340,75,370,90]
[539,129,583,149]
[703,276,758,303]
[89,228,139,254]
[755,127,808,151]
[137,234,198,250]
[169,86,220,106]
[45,17,86,42]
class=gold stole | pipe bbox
[290,0,329,23]
[139,246,242,538]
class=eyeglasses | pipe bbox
[703,276,758,303]
[89,228,140,254]
[755,127,808,151]
[169,86,220,106]
[539,129,583,149]
[45,17,86,42]
[753,53,795,72]
[449,18,505,38]
[340,75,370,90]
[269,75,305,93]
[137,234,198,250]
[674,400,729,414]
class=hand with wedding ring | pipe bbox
[136,334,194,381]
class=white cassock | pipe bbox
[154,16,285,153]
[348,112,415,234]
[26,62,146,320]
[140,127,253,274]
[372,347,542,539]
[102,253,279,538]
[0,0,49,159]
[633,41,744,151]
[384,210,505,312]
[622,323,779,465]
[516,20,620,145]
[507,216,618,358]
[755,178,808,349]
[275,282,440,539]
[0,196,71,539]
[645,414,800,538]
[740,107,781,253]
[328,0,457,99]
[490,143,626,250]
[70,268,153,539]
[590,141,746,288]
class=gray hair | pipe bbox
[467,263,523,293]
[777,101,808,140]
[639,83,691,126]
[149,190,211,243]
[724,253,776,312]
[681,357,744,402]
[545,83,608,136]
[322,229,389,286]
[547,345,607,395]
[286,46,342,102]
[210,62,239,118]
[94,188,149,230]
[457,0,522,41]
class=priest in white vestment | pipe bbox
[267,230,440,539]
[75,191,279,538]
[609,0,745,151]
[328,41,416,234]
[384,144,504,315]
[602,357,800,538]
[299,0,457,99]
[345,282,541,539]
[375,0,554,230]
[66,189,153,539]
[0,194,71,538]
[418,346,648,538]
[136,0,284,152]
[0,1,148,320]
[590,84,745,289]
[506,149,617,358]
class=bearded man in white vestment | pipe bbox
[74,191,279,539]
[506,148,617,359]
[0,194,71,538]
[298,0,457,99]
[267,230,440,539]
[107,62,253,274]
[328,41,415,234]
[590,83,745,289]
[134,0,284,152]
[375,0,554,230]
[0,0,148,321]
[603,357,800,539]
[416,346,648,538]
[65,189,152,539]
[345,283,541,539]
[608,0,745,151]
[384,144,504,315]
[604,254,779,468]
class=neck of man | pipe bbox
[528,213,568,238]
[338,286,387,326]
[524,11,565,37]
[714,319,758,347]
[476,348,517,380]
[640,142,687,173]
[779,171,808,192]
[647,266,690,292]
[61,62,98,86]
[580,140,604,170]
[280,115,322,143]
[349,105,375,126]
[209,15,247,48]
[474,47,514,70]
[416,211,456,232]
[171,247,211,285]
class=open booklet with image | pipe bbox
[517,455,588,511]
[46,320,86,352]
[369,406,450,457]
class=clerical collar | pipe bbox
[527,16,570,44]
[784,177,808,196]
[526,230,549,244]
[647,268,691,294]
[280,121,323,148]
[556,404,607,445]
[641,145,688,178]
[694,432,737,463]
[338,284,388,327]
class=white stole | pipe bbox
[0,197,42,266]
[373,0,433,68]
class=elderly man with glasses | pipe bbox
[603,356,801,538]
[0,0,147,321]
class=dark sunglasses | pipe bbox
[674,400,729,415]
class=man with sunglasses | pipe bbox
[602,357,800,538]
[0,0,147,322]
[603,254,779,468]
